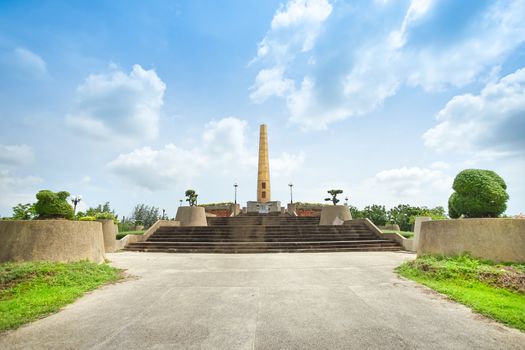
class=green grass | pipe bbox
[116,230,145,240]
[0,261,123,332]
[397,255,525,331]
[382,229,414,238]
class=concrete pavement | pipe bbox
[1,251,524,349]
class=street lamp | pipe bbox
[288,183,294,204]
[345,197,349,206]
[179,199,183,207]
[162,209,166,220]
[71,195,82,215]
[233,183,238,216]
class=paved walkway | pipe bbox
[1,252,524,349]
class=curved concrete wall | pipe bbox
[97,219,117,253]
[320,206,352,225]
[418,219,525,263]
[0,220,106,263]
[175,207,207,226]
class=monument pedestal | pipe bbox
[247,201,281,214]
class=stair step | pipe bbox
[123,216,402,253]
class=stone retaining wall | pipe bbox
[418,218,525,262]
[0,220,106,263]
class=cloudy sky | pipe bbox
[1,0,524,218]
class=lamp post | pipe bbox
[179,199,183,207]
[71,195,82,215]
[288,183,294,204]
[345,196,349,206]
[233,183,238,216]
[162,209,166,220]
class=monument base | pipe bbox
[247,201,281,214]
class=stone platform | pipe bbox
[124,215,401,253]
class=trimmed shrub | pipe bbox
[448,169,509,218]
[78,216,96,221]
[34,190,74,219]
[95,212,116,220]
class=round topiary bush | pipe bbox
[34,190,74,219]
[448,169,509,218]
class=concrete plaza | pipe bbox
[1,251,524,349]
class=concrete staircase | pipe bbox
[124,215,402,253]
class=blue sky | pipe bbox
[1,0,524,218]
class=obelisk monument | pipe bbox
[247,124,281,213]
[257,124,270,202]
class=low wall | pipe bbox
[0,220,106,263]
[348,219,413,251]
[377,224,401,231]
[116,220,181,250]
[97,219,117,253]
[418,219,525,263]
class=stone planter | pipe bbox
[97,219,117,253]
[0,220,105,263]
[319,205,352,225]
[175,206,207,226]
[418,218,525,263]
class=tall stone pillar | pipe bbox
[257,124,270,203]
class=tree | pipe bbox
[85,202,117,218]
[448,169,509,218]
[34,190,74,219]
[12,203,36,220]
[348,205,364,219]
[324,189,343,205]
[362,205,388,226]
[185,190,198,206]
[130,204,160,228]
[388,204,421,231]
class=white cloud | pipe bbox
[250,0,525,130]
[202,117,249,159]
[0,144,34,167]
[0,170,42,215]
[250,67,295,103]
[373,166,452,198]
[0,47,47,79]
[430,161,450,170]
[390,0,435,49]
[107,144,207,191]
[15,47,47,77]
[251,0,332,65]
[271,151,305,178]
[271,0,333,29]
[107,117,305,191]
[423,66,525,158]
[65,64,166,143]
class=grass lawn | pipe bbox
[0,261,123,332]
[382,229,414,239]
[397,255,525,331]
[116,230,145,240]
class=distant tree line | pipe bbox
[349,204,447,231]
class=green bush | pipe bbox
[95,212,116,220]
[361,205,388,226]
[34,190,74,219]
[78,216,96,221]
[448,169,509,218]
[11,203,36,220]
